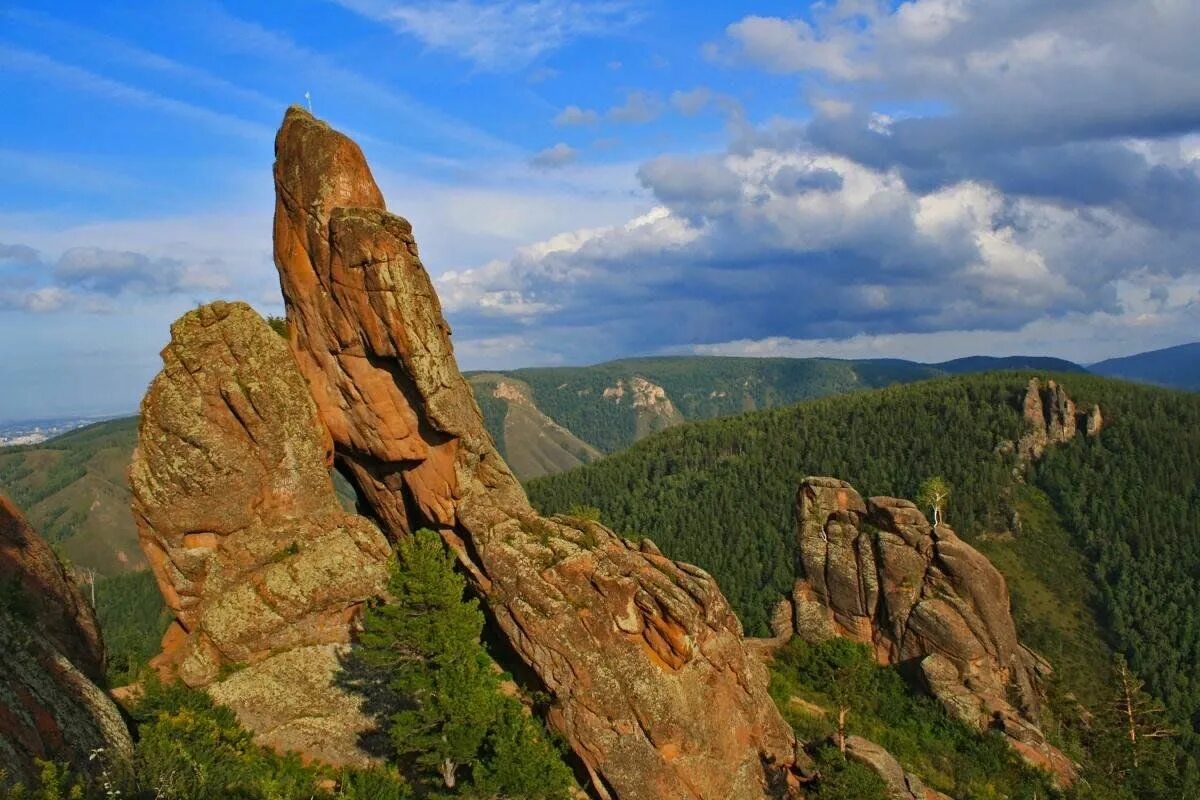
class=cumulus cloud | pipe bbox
[529,142,578,169]
[608,90,663,124]
[437,133,1200,364]
[0,242,234,313]
[55,247,231,295]
[554,105,599,126]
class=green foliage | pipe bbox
[0,761,84,800]
[529,371,1200,792]
[806,746,890,800]
[129,677,411,800]
[349,529,573,798]
[916,475,952,525]
[772,639,1060,799]
[475,355,943,455]
[94,570,170,685]
[265,316,289,338]
[529,373,1029,635]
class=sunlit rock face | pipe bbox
[793,477,1076,784]
[272,106,802,800]
[131,301,392,766]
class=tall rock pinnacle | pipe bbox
[272,106,800,799]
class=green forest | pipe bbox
[528,372,1200,794]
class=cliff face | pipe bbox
[130,301,392,765]
[1018,378,1101,460]
[272,107,799,800]
[0,496,131,785]
[792,477,1075,783]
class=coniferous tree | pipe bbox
[351,529,573,798]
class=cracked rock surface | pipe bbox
[272,106,800,800]
[131,301,391,765]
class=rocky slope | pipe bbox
[0,495,131,785]
[791,477,1074,783]
[271,106,800,799]
[130,301,392,765]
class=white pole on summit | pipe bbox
[305,91,312,113]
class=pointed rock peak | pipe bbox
[273,111,801,798]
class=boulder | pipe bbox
[844,735,953,800]
[0,496,131,786]
[130,301,392,766]
[792,478,1075,784]
[272,106,800,800]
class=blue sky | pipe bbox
[2,1,1199,421]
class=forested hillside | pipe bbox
[528,372,1200,791]
[1090,341,1200,391]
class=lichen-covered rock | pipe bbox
[0,496,131,786]
[130,301,391,765]
[273,106,800,799]
[793,478,1075,784]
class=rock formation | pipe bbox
[792,477,1074,783]
[273,106,799,799]
[1018,378,1100,460]
[844,736,951,800]
[0,495,131,785]
[130,301,392,765]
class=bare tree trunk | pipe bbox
[440,758,457,789]
[837,706,848,755]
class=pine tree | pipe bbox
[351,529,572,798]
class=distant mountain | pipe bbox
[1090,341,1200,391]
[466,356,945,477]
[931,355,1086,374]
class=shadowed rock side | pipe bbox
[1,494,105,682]
[0,496,131,785]
[792,477,1075,783]
[272,106,800,800]
[130,301,392,766]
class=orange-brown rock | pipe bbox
[1017,378,1099,460]
[1,494,105,682]
[273,106,799,799]
[792,477,1075,784]
[130,301,392,765]
[0,495,131,785]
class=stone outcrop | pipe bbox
[792,477,1074,783]
[1017,378,1100,460]
[1,495,105,682]
[0,496,131,785]
[844,736,952,800]
[130,301,392,765]
[273,106,799,799]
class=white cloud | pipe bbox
[554,105,599,126]
[333,0,637,71]
[609,90,663,124]
[529,142,578,169]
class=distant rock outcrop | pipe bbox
[792,477,1075,783]
[1017,378,1101,460]
[0,495,131,785]
[272,106,800,799]
[130,301,392,766]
